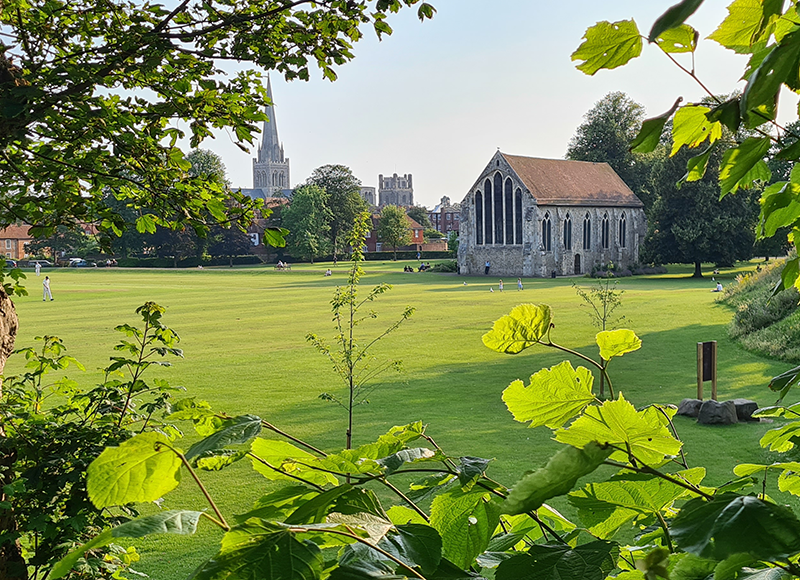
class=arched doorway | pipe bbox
[574,254,581,275]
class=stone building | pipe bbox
[379,173,413,207]
[428,196,461,234]
[457,152,646,277]
[360,186,376,206]
[249,77,291,198]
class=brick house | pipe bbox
[365,214,424,252]
[0,225,32,260]
[428,196,461,235]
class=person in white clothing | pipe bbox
[35,262,41,276]
[43,276,53,301]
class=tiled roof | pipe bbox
[0,224,32,239]
[502,154,644,208]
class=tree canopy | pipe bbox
[281,184,333,263]
[378,205,411,260]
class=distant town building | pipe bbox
[379,173,413,207]
[365,214,424,252]
[240,77,292,201]
[458,152,646,277]
[0,225,31,260]
[360,186,376,206]
[428,196,461,234]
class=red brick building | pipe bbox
[0,225,32,260]
[365,214,424,253]
[428,196,460,234]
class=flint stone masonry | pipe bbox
[732,398,759,422]
[697,400,738,425]
[677,398,703,418]
[457,152,647,277]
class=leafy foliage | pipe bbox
[378,205,413,260]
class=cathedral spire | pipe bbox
[252,75,290,192]
[259,75,282,163]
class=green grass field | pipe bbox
[8,261,794,578]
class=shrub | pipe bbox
[429,260,458,273]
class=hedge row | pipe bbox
[116,255,263,268]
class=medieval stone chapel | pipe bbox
[457,151,647,277]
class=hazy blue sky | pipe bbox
[190,1,785,208]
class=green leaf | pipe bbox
[671,493,800,560]
[758,181,799,239]
[482,304,551,354]
[495,540,619,580]
[502,361,595,429]
[596,329,642,361]
[135,214,157,234]
[655,24,698,53]
[742,30,800,126]
[430,488,501,569]
[235,486,320,524]
[753,402,800,418]
[502,442,612,515]
[284,484,354,525]
[185,414,262,461]
[568,468,706,538]
[572,20,643,75]
[377,447,435,475]
[649,0,704,42]
[192,519,323,580]
[196,449,248,471]
[250,438,338,487]
[709,0,770,53]
[768,362,800,396]
[719,137,772,198]
[457,456,491,490]
[555,394,682,465]
[671,105,723,156]
[707,97,742,133]
[760,421,800,452]
[630,97,682,153]
[379,524,442,574]
[669,553,717,580]
[777,138,800,160]
[51,510,202,579]
[87,432,182,508]
[386,506,428,526]
[263,226,288,248]
[681,147,713,183]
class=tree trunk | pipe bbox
[693,262,702,278]
[0,290,23,579]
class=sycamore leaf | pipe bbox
[482,304,552,354]
[568,468,706,539]
[430,489,501,569]
[655,24,698,53]
[719,137,772,198]
[572,20,643,75]
[596,329,642,361]
[502,361,595,429]
[671,105,723,156]
[192,519,323,580]
[630,97,682,154]
[502,442,612,515]
[554,394,682,465]
[649,0,705,42]
[87,432,182,508]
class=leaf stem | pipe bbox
[379,478,430,522]
[604,460,713,500]
[247,452,326,492]
[260,420,327,457]
[655,511,674,553]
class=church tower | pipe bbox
[252,77,290,195]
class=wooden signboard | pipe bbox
[696,341,717,400]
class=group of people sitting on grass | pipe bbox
[403,263,430,273]
[276,261,290,270]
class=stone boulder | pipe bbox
[697,400,738,425]
[732,398,759,422]
[677,398,703,418]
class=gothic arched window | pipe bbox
[493,173,503,244]
[619,213,627,248]
[504,178,514,244]
[483,179,493,245]
[583,213,591,250]
[542,212,552,252]
[601,213,610,249]
[475,191,483,245]
[514,188,522,244]
[564,214,572,250]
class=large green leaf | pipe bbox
[284,484,354,525]
[572,20,643,75]
[192,519,323,580]
[320,422,426,475]
[671,493,800,560]
[719,137,772,197]
[742,30,800,126]
[379,524,442,575]
[655,24,698,53]
[87,432,182,508]
[649,0,704,42]
[630,98,682,154]
[568,468,706,538]
[457,456,492,490]
[758,181,800,239]
[250,438,338,487]
[482,304,551,354]
[495,540,619,580]
[235,486,320,524]
[709,0,771,53]
[51,510,203,579]
[759,421,800,452]
[377,447,436,475]
[185,414,262,461]
[596,329,642,361]
[682,146,714,183]
[502,361,595,429]
[554,394,682,465]
[430,489,501,570]
[502,442,612,515]
[671,105,723,156]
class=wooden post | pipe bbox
[696,342,703,400]
[711,341,718,401]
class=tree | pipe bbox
[447,230,459,255]
[377,205,411,260]
[643,143,757,276]
[566,92,658,211]
[305,165,367,264]
[27,227,100,261]
[406,205,432,229]
[187,149,229,186]
[206,225,253,266]
[281,185,333,263]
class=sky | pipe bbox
[189,1,789,209]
